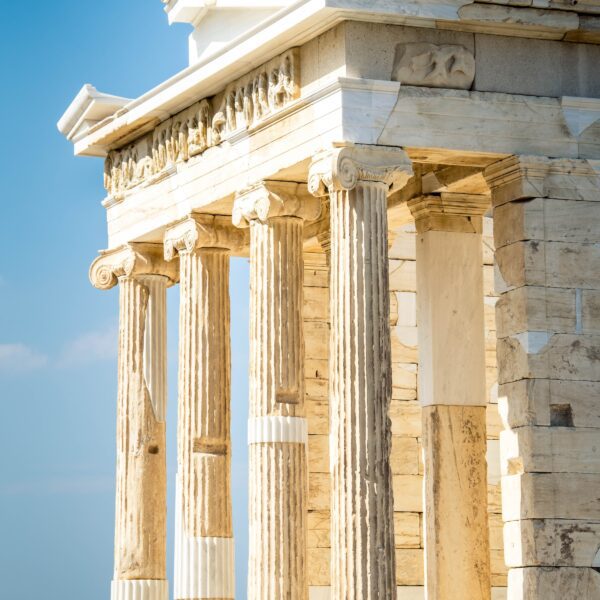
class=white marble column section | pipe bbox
[309,145,413,600]
[89,244,177,600]
[233,182,320,600]
[408,194,492,600]
[164,216,245,600]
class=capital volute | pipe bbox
[232,181,321,228]
[163,215,247,260]
[408,193,490,234]
[89,243,178,291]
[308,144,413,197]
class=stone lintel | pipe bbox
[233,181,321,228]
[89,243,178,290]
[163,214,247,260]
[484,155,600,207]
[308,144,413,197]
[408,193,490,234]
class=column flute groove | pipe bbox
[234,182,320,600]
[309,145,412,600]
[165,216,244,600]
[90,244,176,600]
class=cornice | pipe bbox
[89,243,179,290]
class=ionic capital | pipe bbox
[163,215,247,260]
[408,193,490,234]
[89,243,178,291]
[484,155,600,207]
[232,181,321,228]
[308,144,413,196]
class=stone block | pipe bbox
[391,329,419,364]
[394,512,421,548]
[495,198,600,247]
[582,290,600,334]
[390,401,422,437]
[307,547,330,586]
[392,386,418,401]
[502,472,600,521]
[304,286,329,321]
[308,434,329,473]
[496,240,600,290]
[504,519,600,567]
[389,230,417,261]
[395,549,424,586]
[389,259,417,292]
[305,358,328,380]
[393,362,418,389]
[497,333,600,384]
[307,399,329,435]
[491,549,508,587]
[501,426,600,476]
[496,286,576,337]
[304,321,329,359]
[507,566,600,598]
[489,514,505,550]
[393,475,423,512]
[391,436,420,475]
[474,35,600,98]
[308,473,330,511]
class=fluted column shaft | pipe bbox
[330,181,396,599]
[90,244,175,600]
[234,182,320,600]
[309,145,413,600]
[165,217,240,600]
[249,216,306,600]
[408,194,491,600]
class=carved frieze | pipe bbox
[104,48,300,198]
[392,42,475,90]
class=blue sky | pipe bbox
[0,2,249,598]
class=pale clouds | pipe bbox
[58,324,118,367]
[0,343,48,372]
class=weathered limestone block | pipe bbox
[422,406,492,600]
[309,145,412,600]
[164,216,245,600]
[507,567,600,599]
[408,194,492,600]
[90,244,177,600]
[234,181,320,600]
[504,519,600,567]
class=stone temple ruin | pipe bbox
[58,1,600,599]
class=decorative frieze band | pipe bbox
[248,416,308,445]
[104,49,300,198]
[233,181,321,228]
[163,214,247,260]
[89,243,178,290]
[308,144,413,196]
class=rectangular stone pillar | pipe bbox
[309,145,413,600]
[233,182,321,600]
[164,216,244,600]
[408,194,492,600]
[485,156,600,599]
[89,244,177,600]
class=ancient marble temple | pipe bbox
[58,1,600,599]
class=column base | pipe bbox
[111,580,168,600]
[174,536,235,600]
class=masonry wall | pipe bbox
[303,216,507,599]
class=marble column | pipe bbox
[309,145,413,600]
[90,243,177,600]
[233,182,320,600]
[407,194,492,600]
[164,216,245,600]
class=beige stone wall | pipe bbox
[303,216,508,594]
